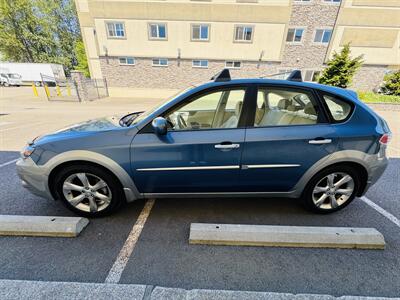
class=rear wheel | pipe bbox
[54,164,124,217]
[302,165,360,214]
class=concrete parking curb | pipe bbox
[0,215,89,237]
[0,280,397,300]
[189,223,385,250]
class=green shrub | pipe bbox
[318,43,363,88]
[381,70,400,96]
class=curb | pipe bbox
[0,280,397,300]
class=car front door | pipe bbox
[239,85,338,192]
[130,85,252,194]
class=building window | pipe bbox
[191,24,209,41]
[149,23,167,40]
[324,0,340,3]
[119,57,135,65]
[234,25,253,42]
[286,28,304,43]
[293,0,311,2]
[106,22,125,38]
[225,61,241,69]
[192,60,208,68]
[314,29,332,43]
[304,70,321,82]
[152,58,168,67]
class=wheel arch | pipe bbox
[293,150,372,198]
[43,150,140,202]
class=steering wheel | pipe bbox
[177,114,187,129]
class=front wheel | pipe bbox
[54,164,124,217]
[301,165,360,214]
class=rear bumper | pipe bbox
[360,159,388,196]
[16,157,53,200]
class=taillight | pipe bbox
[379,133,392,145]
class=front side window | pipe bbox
[191,24,209,41]
[225,61,241,69]
[254,88,320,127]
[314,29,332,43]
[106,22,125,38]
[149,23,167,39]
[286,28,304,43]
[164,88,246,131]
[323,94,352,121]
[234,25,253,42]
[152,58,168,67]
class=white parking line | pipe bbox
[361,196,400,228]
[0,159,19,168]
[105,199,155,284]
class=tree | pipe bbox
[75,40,90,77]
[0,0,84,74]
[381,70,400,96]
[318,43,363,88]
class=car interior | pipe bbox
[164,87,320,131]
[254,89,318,126]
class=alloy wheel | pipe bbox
[312,172,355,210]
[62,172,112,213]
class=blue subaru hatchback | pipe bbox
[17,70,391,217]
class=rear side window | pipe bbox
[254,87,320,127]
[323,95,352,121]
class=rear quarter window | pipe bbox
[323,94,352,122]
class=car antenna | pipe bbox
[211,69,231,82]
[260,70,303,82]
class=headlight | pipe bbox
[21,145,35,158]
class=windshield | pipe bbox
[8,73,21,79]
[129,87,191,126]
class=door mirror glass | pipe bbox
[152,117,168,135]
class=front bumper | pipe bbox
[16,157,53,200]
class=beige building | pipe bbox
[75,0,400,97]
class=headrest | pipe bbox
[304,102,317,116]
[235,101,243,116]
[277,99,291,109]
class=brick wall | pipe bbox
[100,57,280,89]
[280,1,340,69]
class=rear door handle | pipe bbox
[309,138,332,145]
[214,143,240,149]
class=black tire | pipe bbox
[54,164,125,217]
[301,165,361,214]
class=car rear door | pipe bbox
[239,84,338,192]
[130,85,253,194]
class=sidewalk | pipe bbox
[0,280,396,300]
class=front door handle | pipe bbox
[309,138,332,145]
[214,143,240,149]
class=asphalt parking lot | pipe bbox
[1,87,400,298]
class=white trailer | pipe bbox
[0,62,66,86]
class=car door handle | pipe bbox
[309,138,332,145]
[214,143,240,149]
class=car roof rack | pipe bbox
[211,69,231,82]
[261,70,303,82]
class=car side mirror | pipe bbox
[152,117,168,135]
